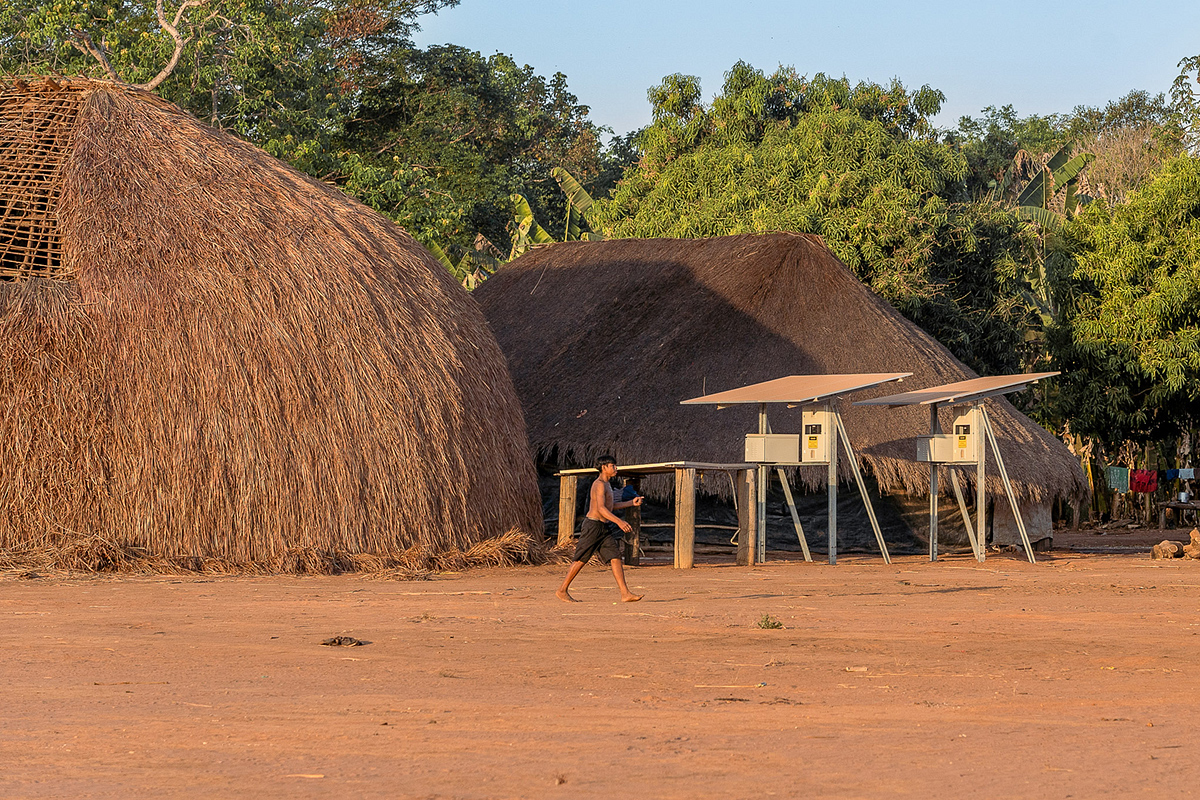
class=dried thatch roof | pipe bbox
[476,233,1085,504]
[0,78,541,569]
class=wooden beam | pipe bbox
[737,468,757,566]
[674,467,696,569]
[557,475,578,548]
[736,469,750,566]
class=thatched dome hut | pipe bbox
[476,233,1084,542]
[0,78,541,569]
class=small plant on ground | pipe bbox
[756,614,784,630]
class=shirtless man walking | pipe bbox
[556,455,644,603]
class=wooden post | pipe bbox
[737,468,752,566]
[674,467,696,569]
[625,478,642,566]
[557,475,578,547]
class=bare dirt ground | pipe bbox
[4,541,1200,799]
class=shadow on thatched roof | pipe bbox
[0,77,541,569]
[476,233,1084,505]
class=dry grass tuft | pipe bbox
[0,529,548,579]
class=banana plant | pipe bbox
[551,166,604,241]
[1015,145,1095,221]
[430,168,608,288]
[427,240,503,290]
[508,192,555,259]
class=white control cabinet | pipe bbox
[801,407,833,464]
[915,407,981,464]
[744,434,800,463]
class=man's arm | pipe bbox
[613,497,644,510]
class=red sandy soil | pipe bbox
[4,545,1200,799]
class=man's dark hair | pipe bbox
[595,454,616,469]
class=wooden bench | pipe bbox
[1158,501,1200,530]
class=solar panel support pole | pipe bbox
[976,403,987,561]
[756,403,768,565]
[828,404,839,565]
[834,410,890,564]
[949,469,982,561]
[929,405,940,562]
[776,468,812,562]
[980,406,1036,564]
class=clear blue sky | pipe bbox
[414,0,1200,137]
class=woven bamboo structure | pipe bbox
[476,233,1085,505]
[0,78,541,571]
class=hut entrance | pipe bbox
[0,81,84,281]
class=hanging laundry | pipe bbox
[1131,469,1158,493]
[1167,469,1180,481]
[1180,468,1196,480]
[1105,466,1130,493]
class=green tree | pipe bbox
[0,1,632,254]
[329,44,628,250]
[1052,155,1200,444]
[951,105,1071,200]
[591,62,1038,376]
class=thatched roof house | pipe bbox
[0,78,540,569]
[475,233,1084,513]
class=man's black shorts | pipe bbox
[573,517,621,563]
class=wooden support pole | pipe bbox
[674,467,697,569]
[626,498,642,566]
[557,475,578,547]
[737,468,756,566]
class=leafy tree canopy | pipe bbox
[0,0,631,252]
[591,61,1036,376]
[951,105,1071,200]
[330,44,632,250]
[1052,154,1200,444]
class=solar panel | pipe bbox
[680,373,910,406]
[853,372,1059,407]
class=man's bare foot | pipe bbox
[621,593,643,603]
[556,589,580,603]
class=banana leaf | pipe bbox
[564,203,581,241]
[1046,144,1072,175]
[509,193,553,258]
[1017,167,1049,208]
[1063,179,1079,218]
[1051,153,1095,190]
[427,240,456,273]
[1016,205,1064,231]
[551,167,595,215]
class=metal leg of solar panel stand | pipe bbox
[756,404,768,565]
[828,418,838,566]
[949,469,982,561]
[980,406,1036,564]
[834,411,889,564]
[976,405,988,561]
[929,406,940,562]
[776,468,812,562]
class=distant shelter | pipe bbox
[476,233,1084,548]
